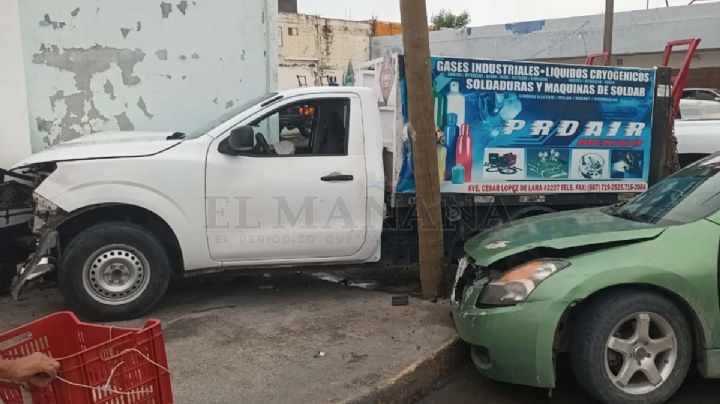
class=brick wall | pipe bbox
[683,67,720,89]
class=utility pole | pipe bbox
[399,0,445,298]
[603,0,614,56]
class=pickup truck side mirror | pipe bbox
[224,126,255,155]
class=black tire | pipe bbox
[571,290,692,404]
[0,263,14,296]
[59,222,171,321]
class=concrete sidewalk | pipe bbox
[0,270,460,403]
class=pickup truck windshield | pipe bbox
[604,155,720,226]
[187,93,278,139]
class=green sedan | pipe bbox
[452,157,720,404]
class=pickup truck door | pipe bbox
[205,94,368,262]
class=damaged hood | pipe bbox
[465,208,666,267]
[12,131,183,169]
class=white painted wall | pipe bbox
[17,0,278,153]
[0,0,32,168]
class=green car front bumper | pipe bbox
[451,283,569,388]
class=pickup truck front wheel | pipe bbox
[59,222,171,321]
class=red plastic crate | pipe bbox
[0,312,172,404]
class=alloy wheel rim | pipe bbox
[604,311,678,395]
[82,245,151,305]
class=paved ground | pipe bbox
[0,269,456,403]
[418,362,720,404]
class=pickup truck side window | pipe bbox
[244,98,350,157]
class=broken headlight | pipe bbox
[478,259,570,306]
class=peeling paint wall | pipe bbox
[17,0,278,152]
[0,0,32,168]
[278,13,371,89]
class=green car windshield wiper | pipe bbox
[610,208,647,223]
[607,201,627,211]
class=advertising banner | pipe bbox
[396,56,656,194]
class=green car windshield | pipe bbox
[606,156,720,226]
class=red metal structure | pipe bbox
[583,38,701,174]
[661,38,702,115]
[585,52,612,66]
[585,38,701,118]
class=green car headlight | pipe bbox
[478,259,570,306]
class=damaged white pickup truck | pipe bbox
[2,87,385,321]
[3,58,674,321]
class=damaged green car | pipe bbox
[452,156,720,404]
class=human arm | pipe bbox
[0,352,60,388]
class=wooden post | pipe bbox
[603,0,614,56]
[399,0,445,298]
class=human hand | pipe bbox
[2,352,60,388]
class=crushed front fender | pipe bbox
[452,276,568,388]
[11,229,57,300]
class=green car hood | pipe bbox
[465,208,666,267]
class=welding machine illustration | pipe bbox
[485,152,522,175]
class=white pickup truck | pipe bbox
[2,56,677,320]
[5,87,385,320]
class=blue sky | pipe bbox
[298,0,704,25]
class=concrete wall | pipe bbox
[545,50,720,69]
[278,13,371,89]
[546,50,720,89]
[0,0,32,168]
[17,0,278,153]
[371,3,720,61]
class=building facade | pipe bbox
[372,3,720,89]
[278,13,372,89]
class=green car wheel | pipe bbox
[571,290,692,404]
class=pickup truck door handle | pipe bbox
[321,173,354,182]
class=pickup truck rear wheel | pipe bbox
[0,264,14,295]
[59,222,171,321]
[571,290,691,404]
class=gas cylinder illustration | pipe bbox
[444,113,459,180]
[433,89,447,129]
[455,123,472,182]
[446,81,465,126]
[436,127,447,183]
[396,126,415,192]
[451,164,465,185]
[437,144,447,183]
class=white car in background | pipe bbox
[675,118,720,167]
[675,88,720,167]
[680,88,720,120]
